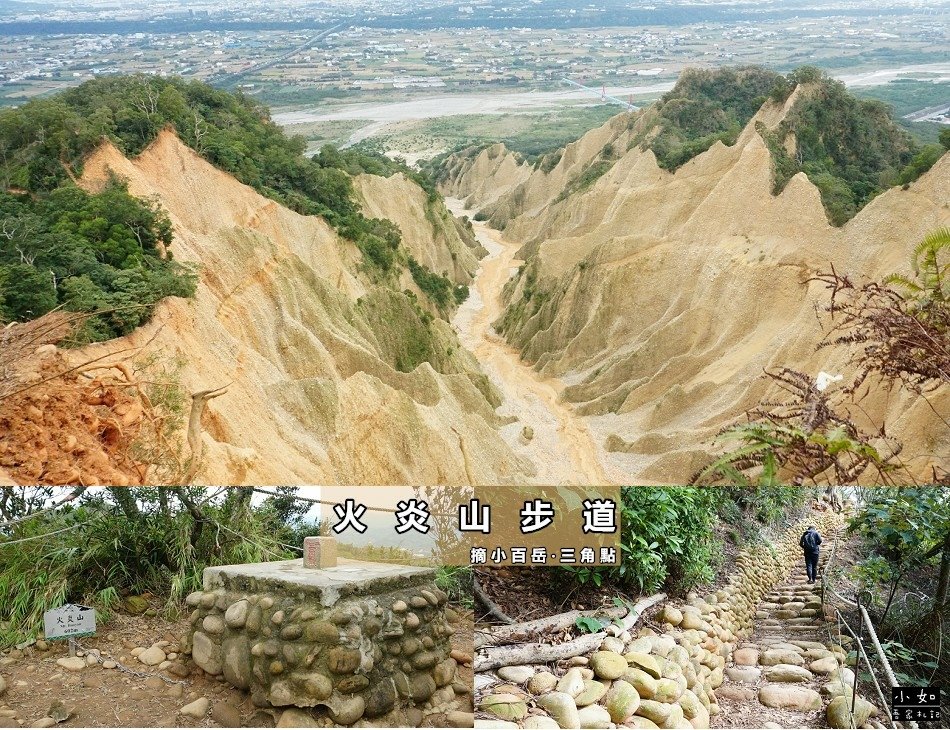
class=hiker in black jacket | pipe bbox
[800,526,823,584]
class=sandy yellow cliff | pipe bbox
[438,95,950,483]
[72,129,534,485]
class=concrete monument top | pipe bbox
[202,558,436,606]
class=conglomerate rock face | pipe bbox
[72,130,532,486]
[183,571,457,726]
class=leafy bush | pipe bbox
[719,486,807,525]
[847,489,949,688]
[897,143,946,185]
[338,215,402,275]
[555,159,615,203]
[848,489,949,612]
[0,178,196,339]
[539,149,563,173]
[0,488,303,647]
[406,256,467,310]
[315,144,439,202]
[407,256,452,308]
[357,290,447,373]
[566,488,719,594]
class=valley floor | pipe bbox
[446,199,615,486]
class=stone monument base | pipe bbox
[183,559,458,726]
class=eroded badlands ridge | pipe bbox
[74,130,533,485]
[438,92,950,483]
[18,87,944,486]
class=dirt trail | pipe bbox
[0,606,475,728]
[446,198,614,485]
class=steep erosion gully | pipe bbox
[445,199,613,486]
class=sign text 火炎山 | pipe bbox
[43,604,96,641]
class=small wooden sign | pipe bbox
[44,604,96,641]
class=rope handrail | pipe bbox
[0,487,87,528]
[0,522,84,546]
[821,521,917,730]
[249,487,459,517]
[833,605,900,729]
[857,602,908,721]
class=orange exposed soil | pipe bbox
[0,354,147,486]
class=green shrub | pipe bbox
[0,489,302,647]
[556,159,615,202]
[565,488,719,594]
[407,256,456,309]
[719,486,807,527]
[0,179,196,338]
[436,565,473,608]
[846,488,949,689]
[314,143,439,202]
[357,290,443,372]
[539,149,563,173]
[897,143,946,185]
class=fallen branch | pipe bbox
[475,606,629,650]
[0,323,165,402]
[475,593,665,671]
[474,576,513,625]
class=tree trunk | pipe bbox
[475,633,605,671]
[109,488,140,519]
[475,606,629,650]
[184,385,229,483]
[173,488,206,550]
[879,568,905,627]
[230,487,253,516]
[936,531,950,608]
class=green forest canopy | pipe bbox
[0,75,459,340]
[640,65,783,171]
[0,179,195,340]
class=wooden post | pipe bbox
[852,594,863,725]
